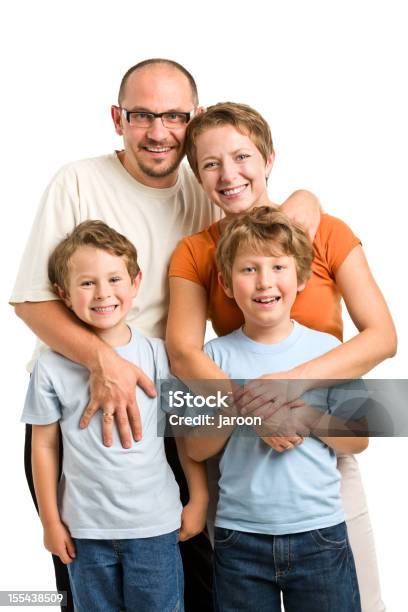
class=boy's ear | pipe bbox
[218,272,234,299]
[297,280,306,293]
[131,271,142,296]
[54,284,72,308]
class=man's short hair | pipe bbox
[185,102,274,179]
[118,58,198,106]
[216,206,313,290]
[48,220,140,293]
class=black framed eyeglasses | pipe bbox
[120,108,194,128]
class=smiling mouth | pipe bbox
[253,297,281,304]
[219,184,248,197]
[91,305,118,314]
[142,146,173,154]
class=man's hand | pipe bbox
[261,435,304,452]
[80,351,156,448]
[280,189,321,242]
[43,522,76,565]
[179,495,209,542]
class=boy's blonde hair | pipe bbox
[216,206,313,290]
[48,220,140,292]
[185,102,274,179]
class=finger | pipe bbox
[127,399,142,443]
[240,391,271,415]
[135,369,157,398]
[287,399,306,410]
[80,400,99,428]
[59,547,72,565]
[102,405,116,447]
[113,407,132,449]
[66,537,76,560]
[250,398,285,419]
[178,527,188,542]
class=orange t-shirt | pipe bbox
[168,214,360,341]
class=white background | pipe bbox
[1,0,407,610]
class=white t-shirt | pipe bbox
[21,328,181,539]
[10,152,221,370]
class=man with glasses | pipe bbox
[12,58,221,612]
[11,58,318,611]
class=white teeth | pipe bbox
[92,306,117,313]
[221,185,246,196]
[254,297,279,303]
[145,147,171,153]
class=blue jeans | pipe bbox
[67,530,184,612]
[213,522,361,612]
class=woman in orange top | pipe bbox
[166,102,396,612]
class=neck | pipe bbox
[93,322,132,348]
[242,318,293,344]
[117,150,179,188]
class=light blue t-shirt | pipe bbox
[204,321,344,535]
[21,328,182,539]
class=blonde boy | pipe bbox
[22,221,207,612]
[186,207,366,612]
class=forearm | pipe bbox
[319,435,369,454]
[175,437,209,501]
[290,328,397,383]
[15,300,113,370]
[32,434,61,527]
[168,342,227,381]
[185,422,235,462]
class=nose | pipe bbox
[219,159,238,184]
[95,280,111,300]
[146,117,169,141]
[256,268,274,290]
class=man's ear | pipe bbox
[111,105,123,136]
[131,271,142,296]
[54,284,72,309]
[195,105,206,116]
[218,272,234,298]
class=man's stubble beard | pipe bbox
[137,150,185,179]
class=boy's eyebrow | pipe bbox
[74,269,124,279]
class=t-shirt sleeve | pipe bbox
[322,215,361,275]
[21,358,62,425]
[168,238,204,286]
[10,166,80,304]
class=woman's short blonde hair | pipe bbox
[185,102,274,179]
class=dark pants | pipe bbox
[24,426,214,612]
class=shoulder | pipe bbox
[124,329,170,379]
[317,213,358,241]
[48,154,118,186]
[169,222,219,281]
[204,330,241,355]
[33,349,84,378]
